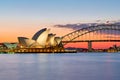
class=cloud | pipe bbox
[54,21,120,35]
[54,23,97,30]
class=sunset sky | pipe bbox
[0,0,120,48]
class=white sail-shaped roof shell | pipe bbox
[32,28,50,47]
[47,34,56,47]
[18,37,29,47]
[24,39,35,47]
[55,37,62,45]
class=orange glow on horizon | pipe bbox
[65,42,120,49]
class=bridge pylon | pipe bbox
[88,41,92,52]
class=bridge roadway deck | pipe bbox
[62,40,120,43]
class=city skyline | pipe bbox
[0,0,120,48]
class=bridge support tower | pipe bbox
[88,41,92,52]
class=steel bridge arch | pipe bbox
[62,24,120,45]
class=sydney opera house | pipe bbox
[18,28,63,49]
[0,28,76,53]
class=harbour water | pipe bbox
[0,53,120,80]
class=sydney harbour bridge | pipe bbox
[61,24,120,51]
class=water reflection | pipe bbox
[0,53,120,80]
